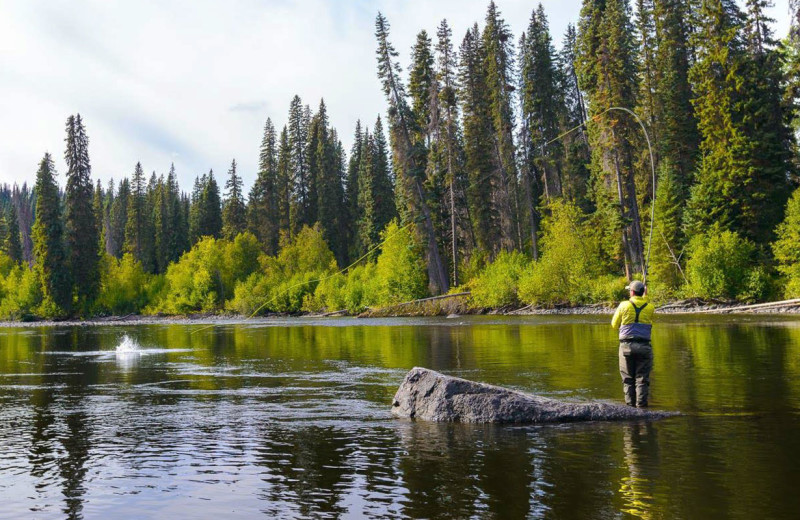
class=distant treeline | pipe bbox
[3,0,800,319]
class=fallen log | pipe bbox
[392,367,675,423]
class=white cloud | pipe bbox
[0,0,792,192]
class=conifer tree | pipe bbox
[93,179,106,254]
[434,18,472,283]
[652,0,699,190]
[249,118,280,253]
[460,23,502,255]
[276,126,293,238]
[483,1,520,250]
[409,30,435,145]
[345,120,364,256]
[4,203,23,264]
[109,178,129,258]
[577,0,645,277]
[200,170,223,238]
[288,96,312,232]
[125,162,155,272]
[64,114,100,309]
[166,164,187,261]
[32,154,71,314]
[375,12,449,294]
[152,176,171,273]
[521,5,565,201]
[222,159,247,239]
[557,23,591,206]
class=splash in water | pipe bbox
[115,335,141,354]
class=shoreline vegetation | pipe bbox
[2,296,800,328]
[4,2,800,322]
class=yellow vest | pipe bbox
[611,296,654,340]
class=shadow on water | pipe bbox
[0,315,799,518]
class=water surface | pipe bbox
[1,315,799,519]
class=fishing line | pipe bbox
[542,106,657,285]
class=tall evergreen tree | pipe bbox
[200,170,223,238]
[64,114,100,309]
[125,162,155,272]
[222,159,247,239]
[483,1,520,250]
[93,179,106,254]
[376,12,449,294]
[3,203,23,264]
[577,0,646,278]
[276,126,293,238]
[109,178,129,258]
[288,95,312,232]
[153,175,171,273]
[166,164,187,261]
[249,118,280,253]
[32,154,71,314]
[460,23,502,255]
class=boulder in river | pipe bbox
[392,367,675,423]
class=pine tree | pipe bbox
[434,18,472,284]
[276,126,293,238]
[64,114,100,310]
[288,95,312,232]
[125,162,155,272]
[557,23,591,207]
[460,23,502,255]
[483,1,520,250]
[249,118,280,253]
[93,179,105,254]
[345,120,364,257]
[166,164,187,261]
[222,159,247,239]
[577,0,646,278]
[4,203,23,264]
[375,12,449,294]
[32,154,71,314]
[109,178,129,258]
[652,0,699,190]
[409,30,436,146]
[153,175,170,273]
[200,170,223,238]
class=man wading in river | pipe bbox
[611,280,654,407]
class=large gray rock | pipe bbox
[391,367,675,423]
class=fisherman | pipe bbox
[611,280,654,407]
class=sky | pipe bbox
[0,0,793,192]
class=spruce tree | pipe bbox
[166,164,187,261]
[483,1,520,250]
[345,120,364,257]
[4,203,23,264]
[277,126,293,238]
[288,95,312,232]
[652,0,698,188]
[577,0,646,277]
[460,23,502,255]
[93,179,106,254]
[64,114,100,310]
[222,159,247,239]
[409,30,435,145]
[375,12,449,294]
[32,154,71,314]
[125,162,155,272]
[153,175,170,273]
[109,178,129,258]
[249,118,280,253]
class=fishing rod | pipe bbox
[543,106,657,286]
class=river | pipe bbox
[0,315,798,519]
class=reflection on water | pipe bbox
[0,315,799,518]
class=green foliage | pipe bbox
[95,254,156,315]
[518,200,608,304]
[227,225,337,315]
[646,161,687,296]
[374,221,427,305]
[152,232,261,314]
[685,227,760,300]
[469,250,530,307]
[0,259,41,320]
[773,187,800,297]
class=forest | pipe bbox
[3,0,800,319]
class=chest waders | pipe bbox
[620,300,653,407]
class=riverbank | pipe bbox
[1,298,799,327]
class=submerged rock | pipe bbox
[392,367,675,423]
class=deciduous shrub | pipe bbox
[0,260,41,320]
[518,200,608,304]
[773,187,800,298]
[685,227,758,300]
[95,254,155,315]
[373,221,426,305]
[469,250,530,308]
